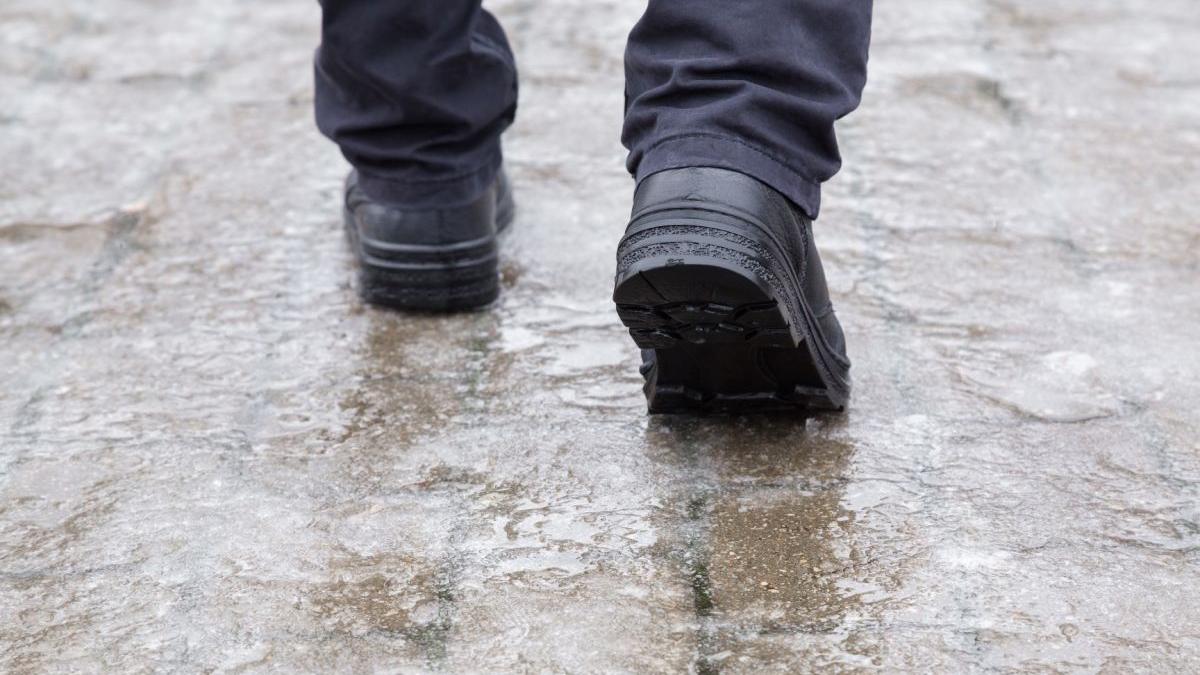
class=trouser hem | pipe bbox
[353,148,503,209]
[633,134,823,220]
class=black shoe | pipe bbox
[613,167,851,414]
[343,168,514,311]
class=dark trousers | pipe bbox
[315,0,872,219]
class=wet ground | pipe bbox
[3,0,1200,671]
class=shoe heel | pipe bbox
[346,206,501,312]
[613,221,841,414]
[358,260,500,311]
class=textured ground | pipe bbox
[3,0,1200,672]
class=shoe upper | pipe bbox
[345,169,510,247]
[630,167,848,365]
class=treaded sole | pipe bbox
[614,254,845,415]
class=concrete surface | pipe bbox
[3,0,1200,672]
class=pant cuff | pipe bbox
[354,148,503,209]
[632,134,823,220]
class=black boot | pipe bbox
[343,169,514,311]
[613,167,851,414]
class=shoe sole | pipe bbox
[613,220,849,415]
[345,186,514,312]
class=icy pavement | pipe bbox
[3,0,1200,671]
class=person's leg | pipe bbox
[622,0,872,220]
[316,0,519,311]
[315,0,518,208]
[613,1,872,413]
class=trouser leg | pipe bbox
[622,0,873,219]
[314,0,518,207]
